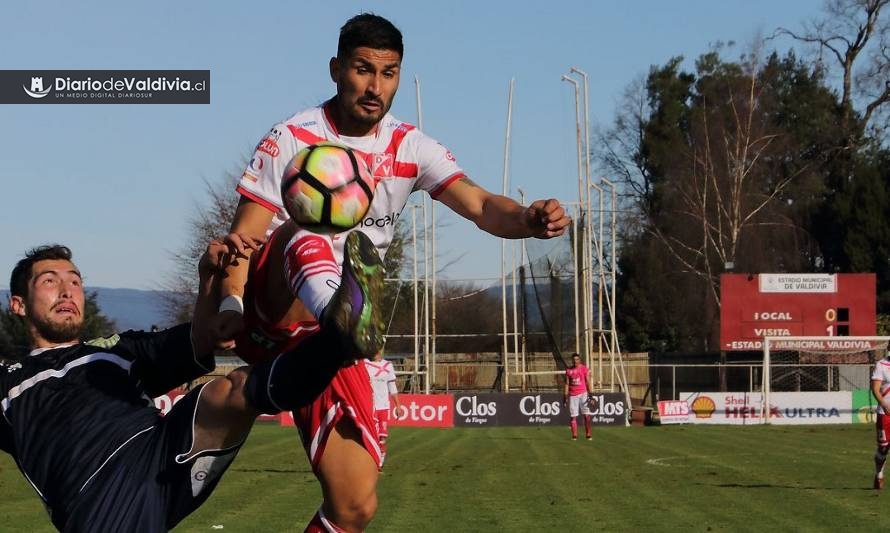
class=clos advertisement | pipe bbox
[453,393,627,427]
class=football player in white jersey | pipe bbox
[365,350,400,466]
[871,351,890,489]
[214,13,570,532]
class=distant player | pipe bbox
[564,352,594,441]
[365,350,400,466]
[870,351,890,489]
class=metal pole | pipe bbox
[589,182,605,387]
[562,75,583,354]
[412,205,423,393]
[417,76,439,387]
[570,67,593,373]
[501,78,515,392]
[518,187,528,392]
[422,199,430,390]
[601,178,618,390]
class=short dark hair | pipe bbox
[572,353,581,358]
[337,13,403,60]
[10,245,73,299]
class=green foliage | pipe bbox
[80,292,117,340]
[603,45,890,352]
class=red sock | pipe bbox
[570,418,578,438]
[584,416,591,438]
[304,508,348,533]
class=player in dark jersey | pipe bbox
[0,241,363,532]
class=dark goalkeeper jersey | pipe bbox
[0,324,214,522]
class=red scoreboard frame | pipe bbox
[720,273,876,351]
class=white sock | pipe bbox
[284,230,340,320]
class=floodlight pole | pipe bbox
[517,186,528,391]
[415,76,433,391]
[589,181,605,386]
[501,78,515,392]
[601,177,618,390]
[562,75,583,354]
[412,205,424,393]
[570,66,592,371]
[415,76,440,386]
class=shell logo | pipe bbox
[690,396,716,418]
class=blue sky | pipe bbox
[0,0,823,289]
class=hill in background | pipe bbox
[0,287,171,332]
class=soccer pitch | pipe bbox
[0,423,882,532]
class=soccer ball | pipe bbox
[280,143,375,233]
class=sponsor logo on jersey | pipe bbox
[258,138,280,157]
[370,153,394,177]
[445,151,456,162]
[297,121,317,127]
[267,127,283,141]
[249,155,264,172]
[360,211,400,228]
[241,171,258,183]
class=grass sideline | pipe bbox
[0,423,883,532]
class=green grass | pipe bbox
[0,423,884,532]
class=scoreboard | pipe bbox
[720,273,876,351]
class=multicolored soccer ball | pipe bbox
[280,143,375,233]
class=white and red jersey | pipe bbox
[365,358,398,411]
[872,358,890,414]
[566,364,590,397]
[237,101,465,263]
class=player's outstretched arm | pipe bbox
[436,176,570,239]
[189,238,267,453]
[219,197,275,299]
[192,236,262,355]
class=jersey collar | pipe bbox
[29,342,78,356]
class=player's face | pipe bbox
[572,355,581,368]
[330,47,401,135]
[15,259,85,344]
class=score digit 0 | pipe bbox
[825,308,837,322]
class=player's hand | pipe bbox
[198,234,264,279]
[207,310,245,351]
[524,199,570,239]
[199,239,230,277]
[224,232,265,262]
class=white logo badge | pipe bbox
[23,77,51,99]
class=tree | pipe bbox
[0,291,116,360]
[161,171,242,324]
[599,47,845,351]
[778,1,890,313]
[776,0,890,147]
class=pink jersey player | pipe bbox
[566,363,590,396]
[564,353,593,440]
